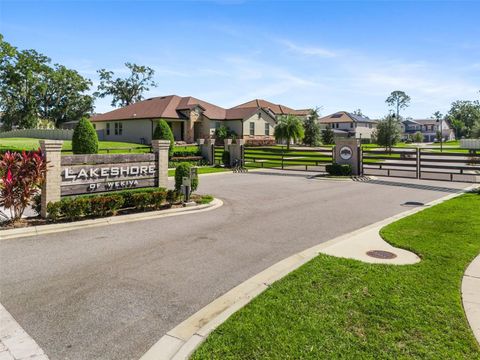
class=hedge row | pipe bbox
[47,188,179,221]
[325,163,352,176]
[172,149,201,157]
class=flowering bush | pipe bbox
[0,149,46,222]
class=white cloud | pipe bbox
[280,39,337,58]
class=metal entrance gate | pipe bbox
[362,147,480,183]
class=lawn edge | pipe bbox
[140,184,478,360]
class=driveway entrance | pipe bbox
[0,171,472,360]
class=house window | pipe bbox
[249,122,255,135]
[215,121,221,130]
[265,123,270,136]
[106,123,110,135]
[114,122,123,135]
[350,123,353,128]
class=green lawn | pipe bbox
[193,193,480,359]
[0,137,151,153]
[168,166,229,177]
[0,137,199,154]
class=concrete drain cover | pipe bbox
[366,250,397,259]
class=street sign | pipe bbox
[190,167,198,178]
[182,177,191,187]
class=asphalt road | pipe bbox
[0,171,472,360]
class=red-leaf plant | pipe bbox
[0,149,47,223]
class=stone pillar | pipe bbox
[334,138,361,175]
[40,140,63,218]
[198,138,215,165]
[151,140,171,188]
[224,138,232,152]
[229,140,245,167]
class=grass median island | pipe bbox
[192,193,480,359]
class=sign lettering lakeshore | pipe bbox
[39,139,170,217]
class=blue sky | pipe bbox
[1,0,479,118]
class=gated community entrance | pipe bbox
[39,137,479,217]
[198,138,480,184]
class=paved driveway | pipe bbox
[0,171,472,360]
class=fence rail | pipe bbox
[362,147,479,183]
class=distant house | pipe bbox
[317,111,377,140]
[91,95,309,144]
[401,119,455,142]
[59,120,79,130]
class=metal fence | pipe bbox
[244,146,333,172]
[362,147,480,183]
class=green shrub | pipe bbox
[60,197,89,221]
[72,117,98,154]
[196,194,214,204]
[32,193,41,215]
[222,151,230,166]
[174,162,198,193]
[215,126,237,141]
[153,119,175,157]
[131,192,152,211]
[151,191,167,209]
[45,188,171,221]
[172,148,201,157]
[89,195,124,217]
[325,163,352,176]
[166,189,179,205]
[46,201,61,221]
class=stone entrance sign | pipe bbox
[334,138,361,175]
[39,139,170,218]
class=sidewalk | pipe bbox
[462,255,480,345]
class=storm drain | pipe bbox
[401,201,425,206]
[366,250,397,259]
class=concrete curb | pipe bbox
[462,254,480,346]
[0,303,49,360]
[0,199,223,240]
[140,185,478,360]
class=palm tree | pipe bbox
[274,115,305,150]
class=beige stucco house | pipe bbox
[318,111,378,140]
[91,95,309,144]
[401,119,455,142]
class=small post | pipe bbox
[40,140,63,218]
[416,147,420,179]
[151,139,170,188]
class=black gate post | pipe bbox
[416,147,421,179]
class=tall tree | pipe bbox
[352,109,364,117]
[373,114,401,152]
[385,90,411,120]
[274,115,304,150]
[445,99,480,138]
[0,36,93,129]
[94,63,158,107]
[39,65,93,126]
[303,108,322,146]
[321,126,335,145]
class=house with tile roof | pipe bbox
[91,95,309,144]
[317,111,378,140]
[401,119,455,142]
